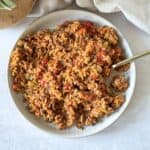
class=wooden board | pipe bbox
[0,0,36,28]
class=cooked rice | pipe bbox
[10,21,129,129]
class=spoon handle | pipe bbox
[112,49,150,69]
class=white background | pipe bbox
[0,11,150,150]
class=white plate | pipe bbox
[8,10,136,138]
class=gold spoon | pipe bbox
[112,49,150,69]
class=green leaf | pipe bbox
[0,0,16,10]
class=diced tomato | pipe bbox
[64,84,72,91]
[12,84,19,91]
[82,92,95,101]
[82,21,94,28]
[96,49,107,64]
[41,59,48,66]
[77,28,86,35]
[39,80,46,86]
[68,104,73,108]
[90,75,99,80]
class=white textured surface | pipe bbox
[0,12,150,149]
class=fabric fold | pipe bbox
[29,0,150,34]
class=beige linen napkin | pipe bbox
[30,0,150,34]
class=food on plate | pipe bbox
[111,75,128,91]
[9,21,130,129]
